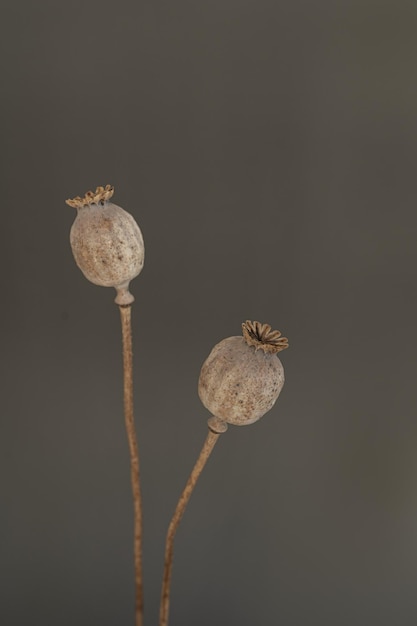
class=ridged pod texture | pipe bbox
[198,336,285,426]
[70,202,144,290]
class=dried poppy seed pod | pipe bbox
[198,321,289,427]
[66,185,144,305]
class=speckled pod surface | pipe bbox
[68,186,144,305]
[198,335,285,426]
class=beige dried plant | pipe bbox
[67,185,145,626]
[159,321,288,626]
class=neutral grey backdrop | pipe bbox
[2,1,417,625]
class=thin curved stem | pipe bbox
[159,429,222,626]
[119,304,143,626]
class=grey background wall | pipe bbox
[2,1,417,625]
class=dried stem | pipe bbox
[119,304,144,626]
[159,428,223,626]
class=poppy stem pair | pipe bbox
[67,186,289,626]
